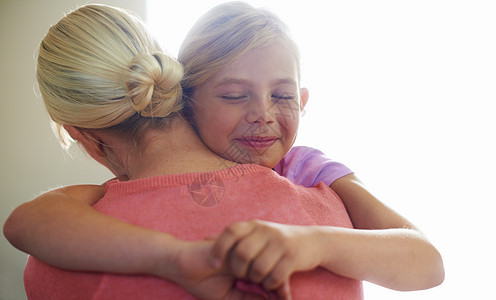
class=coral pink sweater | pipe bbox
[24,164,363,299]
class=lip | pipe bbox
[235,136,278,149]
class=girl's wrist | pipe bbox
[146,233,185,279]
[312,226,340,269]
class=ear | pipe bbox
[299,87,309,111]
[63,125,107,166]
[63,125,86,144]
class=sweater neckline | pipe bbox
[105,164,271,194]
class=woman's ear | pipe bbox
[63,125,107,166]
[63,125,86,144]
[300,87,309,111]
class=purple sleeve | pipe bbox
[273,146,353,188]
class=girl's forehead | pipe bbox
[221,42,298,76]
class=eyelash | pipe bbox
[221,96,246,100]
[273,95,295,100]
[221,95,295,101]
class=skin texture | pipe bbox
[192,41,308,169]
[210,211,444,292]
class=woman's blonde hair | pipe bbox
[37,4,183,148]
[178,1,300,115]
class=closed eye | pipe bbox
[221,95,247,100]
[272,95,295,100]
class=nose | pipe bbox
[246,95,275,124]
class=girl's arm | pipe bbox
[328,173,445,288]
[210,174,444,292]
[2,185,272,300]
[211,221,444,292]
[331,173,416,231]
[3,184,172,274]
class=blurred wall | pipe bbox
[0,1,146,299]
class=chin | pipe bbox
[253,157,278,169]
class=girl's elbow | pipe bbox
[396,246,445,291]
[412,247,445,291]
[3,213,19,246]
[429,250,445,288]
[417,234,445,289]
[3,205,29,250]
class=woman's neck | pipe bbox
[108,116,237,180]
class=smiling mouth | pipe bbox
[235,136,278,149]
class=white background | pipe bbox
[148,0,496,299]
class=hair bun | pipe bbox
[125,52,184,117]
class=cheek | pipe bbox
[195,107,236,145]
[191,104,217,143]
[205,106,244,133]
[282,119,299,144]
[275,102,300,139]
[195,113,222,141]
[193,101,221,130]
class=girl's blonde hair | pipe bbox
[37,4,183,148]
[178,1,300,114]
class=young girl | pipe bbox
[177,2,443,292]
[4,1,444,298]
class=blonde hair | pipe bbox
[37,4,183,148]
[178,1,300,114]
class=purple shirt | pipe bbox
[274,146,353,187]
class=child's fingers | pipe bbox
[210,221,255,268]
[261,256,294,291]
[229,229,271,278]
[246,241,284,283]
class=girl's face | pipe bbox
[192,41,308,168]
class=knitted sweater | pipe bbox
[24,164,363,299]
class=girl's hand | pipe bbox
[167,239,235,299]
[167,239,284,300]
[210,220,322,294]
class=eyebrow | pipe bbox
[214,78,251,88]
[214,77,298,88]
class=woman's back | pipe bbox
[25,165,363,300]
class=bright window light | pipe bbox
[147,1,496,299]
